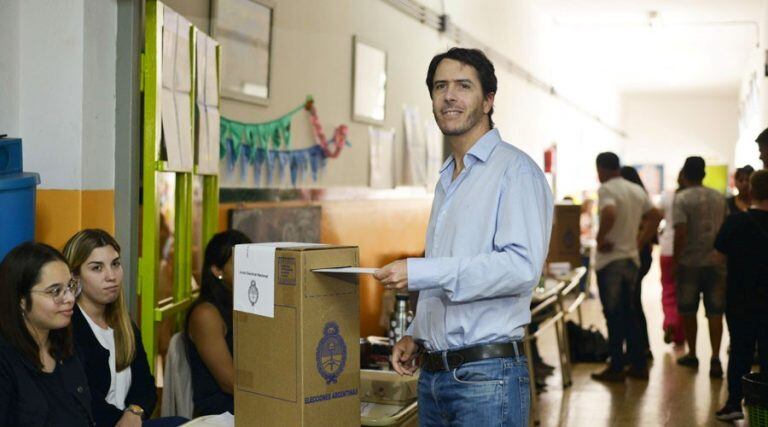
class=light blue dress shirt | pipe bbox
[406,129,554,351]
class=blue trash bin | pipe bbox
[0,138,40,262]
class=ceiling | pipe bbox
[533,0,766,92]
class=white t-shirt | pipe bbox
[595,177,653,271]
[658,189,675,256]
[81,307,132,410]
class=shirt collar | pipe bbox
[439,128,501,173]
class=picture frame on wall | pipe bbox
[352,36,387,124]
[633,164,664,196]
[212,0,273,105]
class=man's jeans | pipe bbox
[597,259,644,371]
[418,355,530,426]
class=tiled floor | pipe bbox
[535,251,745,427]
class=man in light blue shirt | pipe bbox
[375,47,553,427]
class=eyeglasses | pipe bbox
[30,279,82,304]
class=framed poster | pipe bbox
[352,36,387,124]
[633,164,664,196]
[212,0,273,105]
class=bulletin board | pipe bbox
[229,206,321,243]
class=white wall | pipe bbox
[164,0,624,191]
[19,0,84,189]
[82,0,117,189]
[620,90,739,191]
[0,0,20,138]
[0,0,118,190]
[736,0,768,170]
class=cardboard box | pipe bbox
[546,204,581,270]
[360,370,418,405]
[234,244,360,426]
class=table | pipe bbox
[525,267,588,426]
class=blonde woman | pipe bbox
[64,229,184,427]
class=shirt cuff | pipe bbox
[407,257,443,291]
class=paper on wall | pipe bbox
[160,8,193,172]
[425,120,443,191]
[403,105,427,186]
[161,88,181,170]
[368,126,395,189]
[196,33,221,175]
[175,90,194,169]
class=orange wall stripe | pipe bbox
[36,189,115,250]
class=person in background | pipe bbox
[673,156,728,378]
[0,242,93,426]
[578,198,596,294]
[714,169,768,421]
[619,166,654,360]
[656,171,686,345]
[580,198,596,245]
[185,230,251,416]
[727,165,754,215]
[64,229,186,427]
[591,153,662,383]
[375,47,554,426]
[756,127,768,169]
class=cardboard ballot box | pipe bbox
[546,204,581,270]
[233,244,361,426]
[360,369,418,405]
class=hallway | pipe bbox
[537,249,742,426]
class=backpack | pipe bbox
[566,320,609,363]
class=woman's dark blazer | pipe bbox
[0,334,94,426]
[72,305,157,427]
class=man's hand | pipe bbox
[374,260,408,291]
[115,411,142,427]
[391,336,420,376]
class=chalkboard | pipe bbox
[229,206,321,243]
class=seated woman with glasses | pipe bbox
[0,242,94,426]
[185,230,251,416]
[64,229,186,427]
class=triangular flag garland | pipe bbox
[220,96,350,186]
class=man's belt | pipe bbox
[420,341,522,372]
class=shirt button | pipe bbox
[77,386,84,394]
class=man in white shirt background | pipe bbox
[591,152,662,383]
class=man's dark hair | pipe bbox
[751,169,768,201]
[0,242,73,370]
[595,152,620,171]
[426,48,497,127]
[735,165,755,180]
[755,127,768,146]
[681,156,706,182]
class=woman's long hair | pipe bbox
[620,166,647,192]
[189,230,251,329]
[63,229,135,371]
[0,242,74,369]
